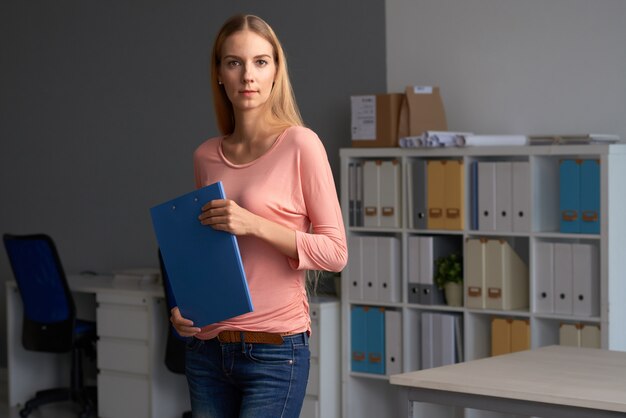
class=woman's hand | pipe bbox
[200,198,298,259]
[170,306,201,337]
[199,199,259,236]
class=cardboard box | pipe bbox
[351,94,404,147]
[397,86,447,138]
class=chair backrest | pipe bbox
[3,233,76,352]
[158,249,187,374]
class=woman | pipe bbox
[170,14,347,418]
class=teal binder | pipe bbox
[150,181,253,327]
[559,159,580,233]
[351,306,368,373]
[366,307,385,375]
[579,159,600,234]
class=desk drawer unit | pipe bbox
[300,298,340,418]
[96,293,157,418]
[97,338,150,374]
[98,370,150,418]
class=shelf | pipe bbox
[340,145,626,418]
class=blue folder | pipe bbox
[351,306,368,373]
[579,159,600,234]
[366,307,385,375]
[150,182,253,327]
[559,159,580,233]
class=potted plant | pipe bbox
[434,252,463,306]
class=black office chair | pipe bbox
[158,250,192,418]
[3,234,97,418]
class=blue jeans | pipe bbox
[185,333,310,418]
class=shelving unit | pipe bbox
[301,296,341,418]
[339,144,626,418]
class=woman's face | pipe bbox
[219,30,276,114]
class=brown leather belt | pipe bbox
[217,330,294,345]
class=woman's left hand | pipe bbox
[199,199,258,236]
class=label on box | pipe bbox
[413,86,433,94]
[351,95,376,140]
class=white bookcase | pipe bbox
[301,296,341,418]
[339,144,626,418]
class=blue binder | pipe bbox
[579,159,600,234]
[351,306,368,373]
[150,182,253,327]
[366,307,385,375]
[559,159,580,233]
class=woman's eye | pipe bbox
[257,59,268,66]
[227,60,241,67]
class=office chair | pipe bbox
[3,234,97,418]
[158,250,192,418]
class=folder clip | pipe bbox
[582,210,598,222]
[382,207,395,216]
[365,207,377,216]
[562,210,578,221]
[446,208,460,219]
[468,286,482,297]
[429,208,442,218]
[369,354,382,363]
[488,287,502,299]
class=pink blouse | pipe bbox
[192,126,347,339]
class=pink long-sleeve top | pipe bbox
[192,126,347,339]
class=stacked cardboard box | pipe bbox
[351,86,447,148]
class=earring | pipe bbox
[218,80,223,85]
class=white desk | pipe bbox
[6,274,190,418]
[390,345,626,418]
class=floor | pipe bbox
[0,378,90,418]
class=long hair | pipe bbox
[210,14,303,135]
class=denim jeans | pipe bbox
[185,332,310,418]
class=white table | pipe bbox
[6,274,190,418]
[390,345,626,418]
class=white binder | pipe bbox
[484,239,529,310]
[477,162,496,231]
[348,236,363,300]
[465,238,486,309]
[534,241,554,314]
[495,162,513,232]
[361,237,378,301]
[512,161,531,232]
[420,312,434,369]
[554,243,573,315]
[379,160,401,228]
[377,237,400,303]
[384,310,402,375]
[362,161,380,227]
[572,243,599,317]
[438,314,456,367]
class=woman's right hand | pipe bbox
[170,306,201,337]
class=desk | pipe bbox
[6,274,190,418]
[390,345,626,418]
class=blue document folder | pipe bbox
[150,181,253,327]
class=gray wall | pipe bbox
[386,0,626,138]
[0,1,386,366]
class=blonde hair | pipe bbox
[210,14,303,135]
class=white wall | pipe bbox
[386,0,626,138]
